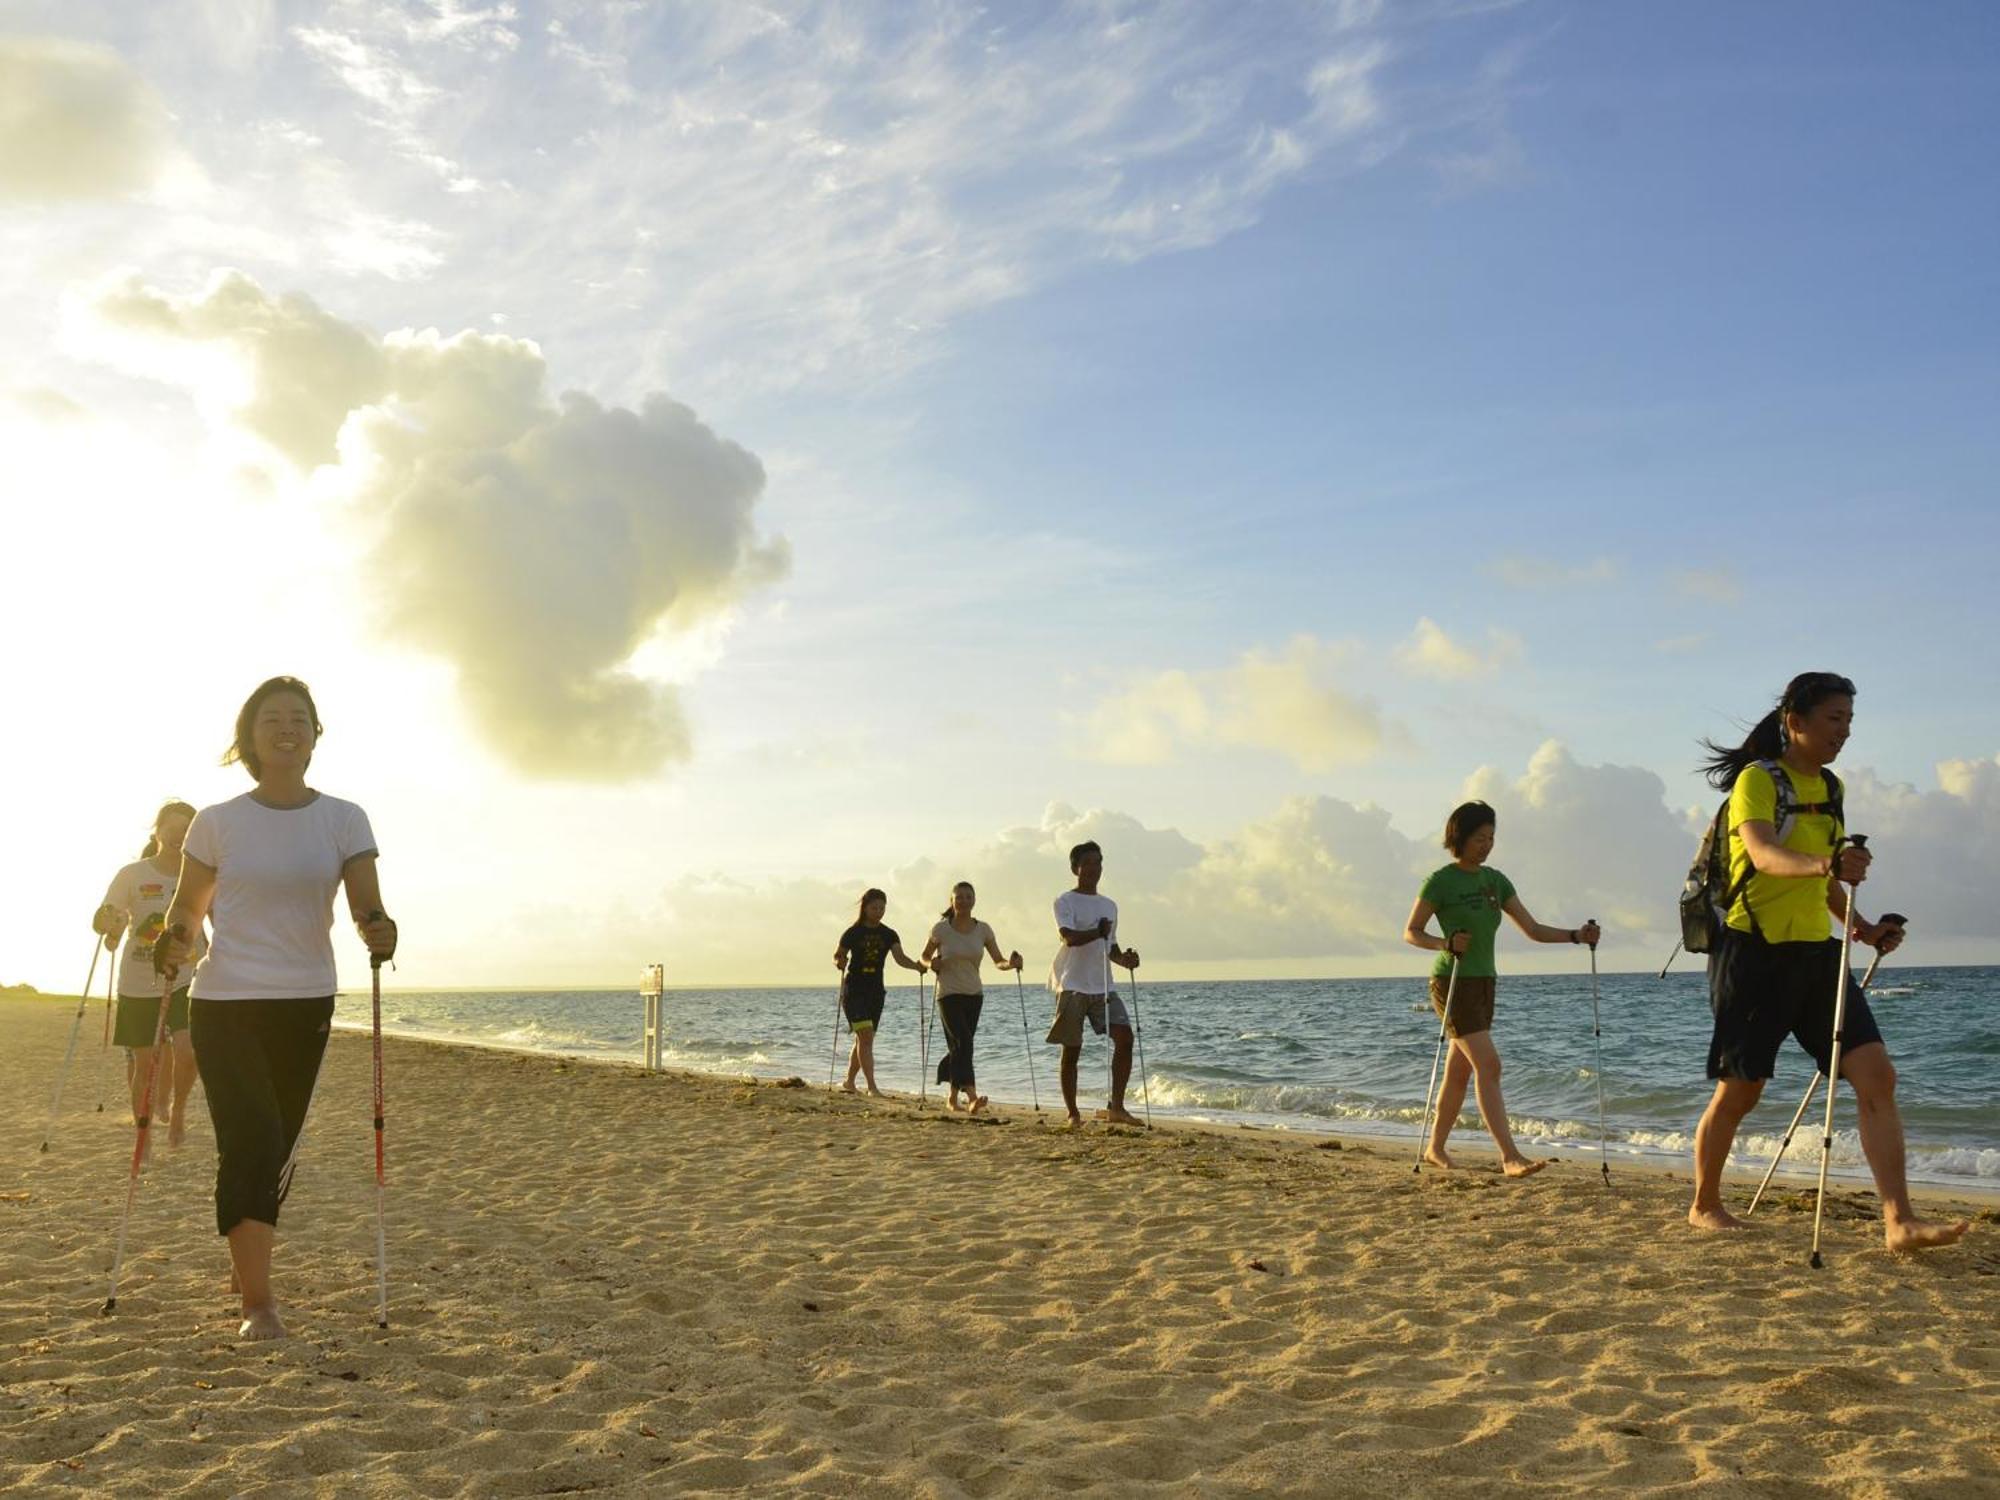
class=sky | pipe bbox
[3,1,1998,992]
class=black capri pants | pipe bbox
[190,997,334,1236]
[933,993,984,1089]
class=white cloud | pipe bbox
[80,270,787,781]
[0,38,172,202]
[1395,616,1522,680]
[1670,567,1741,604]
[1487,555,1617,589]
[1085,636,1388,772]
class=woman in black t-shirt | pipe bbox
[833,888,926,1095]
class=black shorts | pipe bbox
[841,987,886,1032]
[114,987,191,1047]
[1706,929,1884,1082]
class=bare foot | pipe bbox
[1884,1216,1972,1253]
[1096,1105,1145,1127]
[1421,1147,1455,1171]
[946,1095,965,1112]
[1501,1157,1547,1179]
[1688,1203,1746,1232]
[866,1087,885,1098]
[968,1095,989,1115]
[237,1304,287,1341]
[1060,1112,1083,1131]
[839,1083,858,1094]
[168,1112,188,1149]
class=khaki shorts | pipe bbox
[1429,975,1496,1039]
[1046,990,1131,1047]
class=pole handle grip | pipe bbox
[366,909,393,969]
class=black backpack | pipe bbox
[1677,759,1843,954]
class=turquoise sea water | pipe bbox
[334,966,1999,1188]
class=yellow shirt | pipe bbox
[1726,762,1843,944]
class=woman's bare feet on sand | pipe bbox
[1095,1105,1145,1127]
[237,1304,287,1341]
[1421,1147,1455,1171]
[1884,1215,1971,1253]
[968,1095,989,1115]
[1501,1157,1547,1178]
[866,1086,885,1098]
[840,1082,858,1094]
[1687,1204,1745,1232]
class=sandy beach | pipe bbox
[4,994,1997,1497]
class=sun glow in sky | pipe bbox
[4,3,1998,993]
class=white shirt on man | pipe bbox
[183,792,377,1001]
[1049,890,1118,995]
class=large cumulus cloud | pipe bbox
[81,270,787,779]
[0,38,171,203]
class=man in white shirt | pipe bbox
[1047,840,1143,1126]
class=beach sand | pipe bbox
[4,994,1997,1497]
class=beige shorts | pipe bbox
[1429,975,1496,1039]
[1046,990,1131,1047]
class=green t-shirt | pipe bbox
[1726,762,1843,944]
[1419,863,1517,979]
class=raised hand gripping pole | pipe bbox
[1809,837,1865,1269]
[368,911,391,1328]
[1587,922,1610,1188]
[102,935,179,1312]
[1415,947,1462,1175]
[1746,907,1905,1216]
[39,940,106,1154]
[1014,968,1040,1114]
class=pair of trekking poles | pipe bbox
[1414,922,1612,1187]
[36,936,122,1154]
[73,920,395,1327]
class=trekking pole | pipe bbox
[1415,945,1462,1174]
[917,969,930,1109]
[38,939,106,1153]
[102,941,178,1312]
[94,949,119,1113]
[1127,961,1151,1127]
[1656,940,1682,980]
[1587,924,1610,1187]
[1746,909,1905,1216]
[827,978,846,1092]
[368,913,390,1329]
[1809,836,1866,1268]
[1014,968,1040,1113]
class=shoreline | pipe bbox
[6,996,1997,1495]
[322,1014,2000,1206]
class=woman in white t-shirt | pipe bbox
[93,800,206,1145]
[920,882,1023,1114]
[155,676,397,1343]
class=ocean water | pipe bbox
[332,966,2000,1188]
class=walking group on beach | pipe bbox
[47,667,1968,1345]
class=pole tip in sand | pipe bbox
[1809,1251,1825,1269]
[100,1297,116,1315]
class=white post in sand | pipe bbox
[641,964,665,1073]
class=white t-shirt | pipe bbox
[183,791,378,1001]
[1050,890,1118,995]
[101,857,207,996]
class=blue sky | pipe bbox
[3,2,1997,987]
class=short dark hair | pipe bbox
[1442,800,1496,855]
[1069,840,1101,873]
[224,676,323,780]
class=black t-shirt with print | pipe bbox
[839,923,898,1000]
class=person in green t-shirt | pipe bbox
[1403,800,1601,1177]
[1687,672,1968,1253]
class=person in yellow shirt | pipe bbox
[1686,672,1968,1252]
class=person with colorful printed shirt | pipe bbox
[833,888,926,1096]
[94,799,207,1146]
[1403,801,1601,1178]
[1687,672,1969,1252]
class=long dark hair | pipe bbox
[1700,672,1857,791]
[141,800,198,858]
[940,881,974,920]
[856,887,887,923]
[224,675,323,780]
